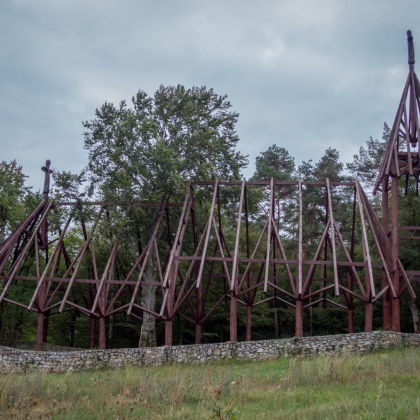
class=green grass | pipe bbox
[1,347,420,419]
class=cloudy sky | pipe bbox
[1,0,419,189]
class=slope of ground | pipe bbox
[0,346,419,419]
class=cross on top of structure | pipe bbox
[41,159,53,195]
[408,30,415,67]
[373,30,420,195]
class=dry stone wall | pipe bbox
[0,331,419,373]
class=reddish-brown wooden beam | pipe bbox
[0,200,44,264]
[403,103,413,175]
[56,201,184,207]
[231,178,245,292]
[0,276,154,285]
[302,220,331,296]
[164,193,194,324]
[237,218,269,291]
[274,296,296,308]
[326,179,339,297]
[47,206,105,309]
[196,179,219,290]
[303,284,335,300]
[264,178,274,293]
[332,220,367,297]
[127,312,143,322]
[178,312,196,325]
[3,298,39,312]
[397,259,416,298]
[271,216,295,295]
[357,192,396,298]
[372,285,390,303]
[253,296,274,307]
[338,285,367,302]
[66,301,97,318]
[202,243,219,315]
[297,178,303,297]
[355,180,376,299]
[90,241,119,314]
[399,236,420,240]
[267,282,295,299]
[191,181,355,186]
[28,213,74,310]
[132,303,161,318]
[202,294,228,323]
[127,201,167,315]
[325,299,347,311]
[106,242,151,313]
[165,218,211,317]
[0,201,54,304]
[175,256,378,268]
[106,303,130,317]
[304,298,323,309]
[374,73,410,193]
[237,281,264,296]
[162,193,190,289]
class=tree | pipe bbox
[250,145,295,338]
[0,160,31,244]
[83,85,248,346]
[346,123,390,188]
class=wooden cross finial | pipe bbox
[407,30,415,66]
[41,159,53,195]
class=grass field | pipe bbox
[0,346,419,419]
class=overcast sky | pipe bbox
[1,0,419,190]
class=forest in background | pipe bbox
[1,85,420,349]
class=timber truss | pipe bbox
[2,31,420,350]
[374,30,420,195]
[0,175,416,349]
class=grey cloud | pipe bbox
[1,0,419,189]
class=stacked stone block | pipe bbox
[0,331,419,373]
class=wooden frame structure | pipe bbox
[0,174,416,349]
[373,30,420,331]
[1,31,419,350]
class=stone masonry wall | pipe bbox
[0,331,419,373]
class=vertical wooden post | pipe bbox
[195,289,202,344]
[245,189,252,342]
[36,184,50,352]
[230,294,238,342]
[42,310,49,342]
[229,251,238,342]
[36,253,47,350]
[191,186,201,345]
[295,300,303,337]
[230,179,245,342]
[382,177,392,330]
[348,187,356,333]
[355,179,375,332]
[295,179,303,337]
[99,282,107,349]
[36,282,45,352]
[165,262,176,346]
[365,301,373,332]
[391,176,400,331]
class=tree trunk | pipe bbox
[138,253,158,348]
[409,298,420,333]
